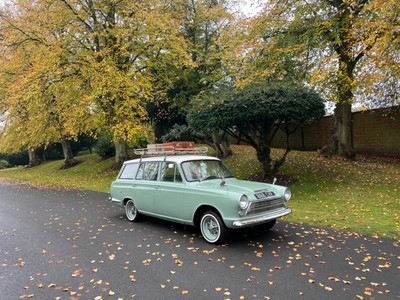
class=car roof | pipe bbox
[123,155,220,165]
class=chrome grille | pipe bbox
[247,197,284,215]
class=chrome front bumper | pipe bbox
[232,208,292,227]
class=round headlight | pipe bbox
[284,188,292,202]
[239,195,249,210]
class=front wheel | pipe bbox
[200,211,227,244]
[125,199,141,222]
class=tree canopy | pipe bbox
[0,0,193,167]
[188,82,325,177]
[148,0,238,140]
[0,0,398,168]
[236,0,400,158]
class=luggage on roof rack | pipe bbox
[134,142,208,156]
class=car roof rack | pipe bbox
[134,142,208,157]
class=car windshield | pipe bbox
[181,160,234,182]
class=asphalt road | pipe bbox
[0,179,399,300]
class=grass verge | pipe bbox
[1,145,399,240]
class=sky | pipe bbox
[240,0,263,16]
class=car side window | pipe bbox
[161,162,182,183]
[136,162,159,181]
[119,163,139,179]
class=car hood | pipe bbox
[196,178,282,196]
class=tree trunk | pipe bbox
[60,140,79,169]
[333,103,355,159]
[327,1,357,159]
[211,132,232,158]
[61,140,74,161]
[28,148,42,168]
[332,54,356,159]
[255,143,272,179]
[115,139,128,168]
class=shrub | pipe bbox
[94,132,115,159]
[0,159,10,169]
[0,150,29,166]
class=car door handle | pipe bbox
[155,186,162,190]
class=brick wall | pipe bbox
[270,106,400,157]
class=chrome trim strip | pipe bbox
[232,208,292,227]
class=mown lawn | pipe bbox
[0,154,116,192]
[1,145,399,240]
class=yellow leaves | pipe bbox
[378,262,391,268]
[0,0,197,152]
[142,259,151,265]
[72,269,82,278]
[328,276,340,282]
[112,123,148,146]
[175,259,183,266]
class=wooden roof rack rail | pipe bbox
[134,142,208,157]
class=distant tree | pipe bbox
[188,83,325,178]
[0,0,100,168]
[149,0,238,140]
[239,0,400,158]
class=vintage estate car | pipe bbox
[109,143,292,244]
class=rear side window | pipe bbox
[136,162,159,181]
[119,163,139,179]
[161,162,183,183]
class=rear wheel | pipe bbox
[200,211,227,244]
[125,199,141,222]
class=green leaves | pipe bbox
[190,82,325,133]
[188,82,325,176]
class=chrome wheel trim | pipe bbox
[200,213,221,243]
[125,200,137,221]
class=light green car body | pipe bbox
[109,155,292,243]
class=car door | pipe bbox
[133,161,160,213]
[110,162,140,205]
[154,162,187,221]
